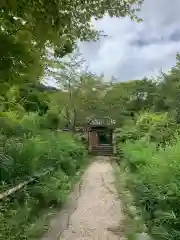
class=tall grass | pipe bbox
[0,132,86,185]
[0,113,88,239]
[118,138,180,239]
[115,112,180,239]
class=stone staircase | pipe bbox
[91,144,113,156]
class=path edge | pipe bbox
[112,159,152,240]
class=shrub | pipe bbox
[120,137,180,240]
[0,131,86,184]
[116,112,178,147]
[0,129,87,240]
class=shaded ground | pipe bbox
[42,157,125,240]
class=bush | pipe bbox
[0,168,73,240]
[0,116,32,137]
[119,137,180,240]
[0,131,86,183]
[116,112,178,147]
[0,119,88,239]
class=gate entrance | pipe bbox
[74,117,116,156]
[89,126,112,146]
[88,124,114,156]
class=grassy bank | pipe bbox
[115,112,180,240]
[0,115,88,240]
[116,137,180,239]
[113,161,149,240]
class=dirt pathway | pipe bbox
[42,157,124,240]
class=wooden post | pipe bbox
[88,131,92,152]
[112,130,116,155]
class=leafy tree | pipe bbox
[101,78,156,126]
[47,52,108,129]
[152,54,180,122]
[18,83,54,115]
[0,0,142,92]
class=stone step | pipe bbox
[92,148,113,152]
[91,145,113,156]
[91,151,112,156]
[91,147,113,151]
[92,144,113,148]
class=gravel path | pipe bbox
[42,157,124,240]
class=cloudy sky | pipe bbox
[79,0,180,81]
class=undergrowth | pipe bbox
[116,112,180,240]
[113,161,149,240]
[0,114,88,240]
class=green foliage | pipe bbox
[0,168,75,240]
[114,58,180,239]
[0,126,87,239]
[2,4,180,238]
[119,138,180,239]
[18,83,50,114]
[116,112,178,147]
[0,105,87,239]
[0,0,142,93]
[0,129,86,184]
[47,53,111,129]
[0,2,143,238]
[45,52,180,129]
[115,99,180,240]
[0,114,32,137]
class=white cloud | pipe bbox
[79,0,180,81]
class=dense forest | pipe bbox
[0,0,180,239]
